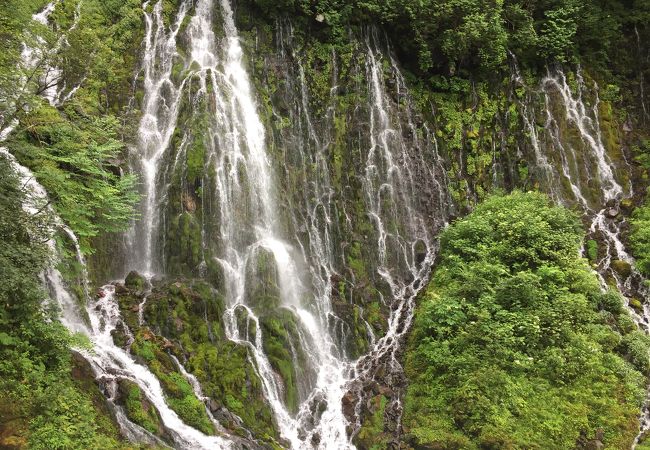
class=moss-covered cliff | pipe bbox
[2,0,650,448]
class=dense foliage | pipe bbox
[631,191,650,277]
[1,0,649,447]
[0,157,123,449]
[2,0,144,252]
[0,0,146,447]
[251,0,650,78]
[404,192,649,448]
[10,104,139,251]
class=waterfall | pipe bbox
[2,4,239,448]
[13,3,450,446]
[127,0,191,276]
[21,0,84,107]
[510,56,562,203]
[347,30,449,440]
[195,0,351,446]
[130,0,352,447]
[542,70,623,203]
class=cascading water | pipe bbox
[0,145,235,449]
[246,22,450,445]
[13,0,650,448]
[11,3,451,446]
[127,0,191,276]
[274,20,344,350]
[129,0,351,447]
[3,4,243,449]
[21,0,84,108]
[542,70,623,202]
[345,30,449,441]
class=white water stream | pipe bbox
[0,143,234,448]
[4,3,239,448]
[347,32,447,438]
[21,2,648,449]
[130,0,351,447]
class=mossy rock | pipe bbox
[130,331,214,435]
[629,297,644,314]
[186,338,278,440]
[125,270,146,292]
[330,298,373,359]
[114,288,142,333]
[69,352,123,442]
[620,197,634,213]
[123,277,278,441]
[144,279,225,342]
[166,212,203,276]
[244,247,281,314]
[117,379,165,438]
[353,395,391,449]
[260,308,313,414]
[110,321,131,349]
[611,259,632,279]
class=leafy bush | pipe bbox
[404,192,647,449]
[631,196,650,277]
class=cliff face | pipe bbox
[3,0,650,448]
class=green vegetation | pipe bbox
[631,195,650,277]
[130,332,214,436]
[9,104,139,252]
[354,395,391,449]
[251,0,650,76]
[2,0,145,252]
[116,278,280,442]
[2,0,650,447]
[0,157,123,449]
[404,192,649,449]
[121,381,161,435]
[0,1,145,447]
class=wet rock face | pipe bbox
[124,271,145,292]
[115,379,170,441]
[89,0,648,445]
[577,428,605,450]
[109,275,281,445]
[611,259,633,278]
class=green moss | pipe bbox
[629,297,644,314]
[354,395,391,449]
[187,339,277,439]
[134,338,156,362]
[125,270,146,291]
[171,59,186,84]
[347,241,368,280]
[186,135,206,185]
[260,309,307,414]
[131,332,215,435]
[122,381,161,435]
[586,239,599,263]
[611,259,632,278]
[165,376,213,435]
[132,279,279,441]
[166,212,203,275]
